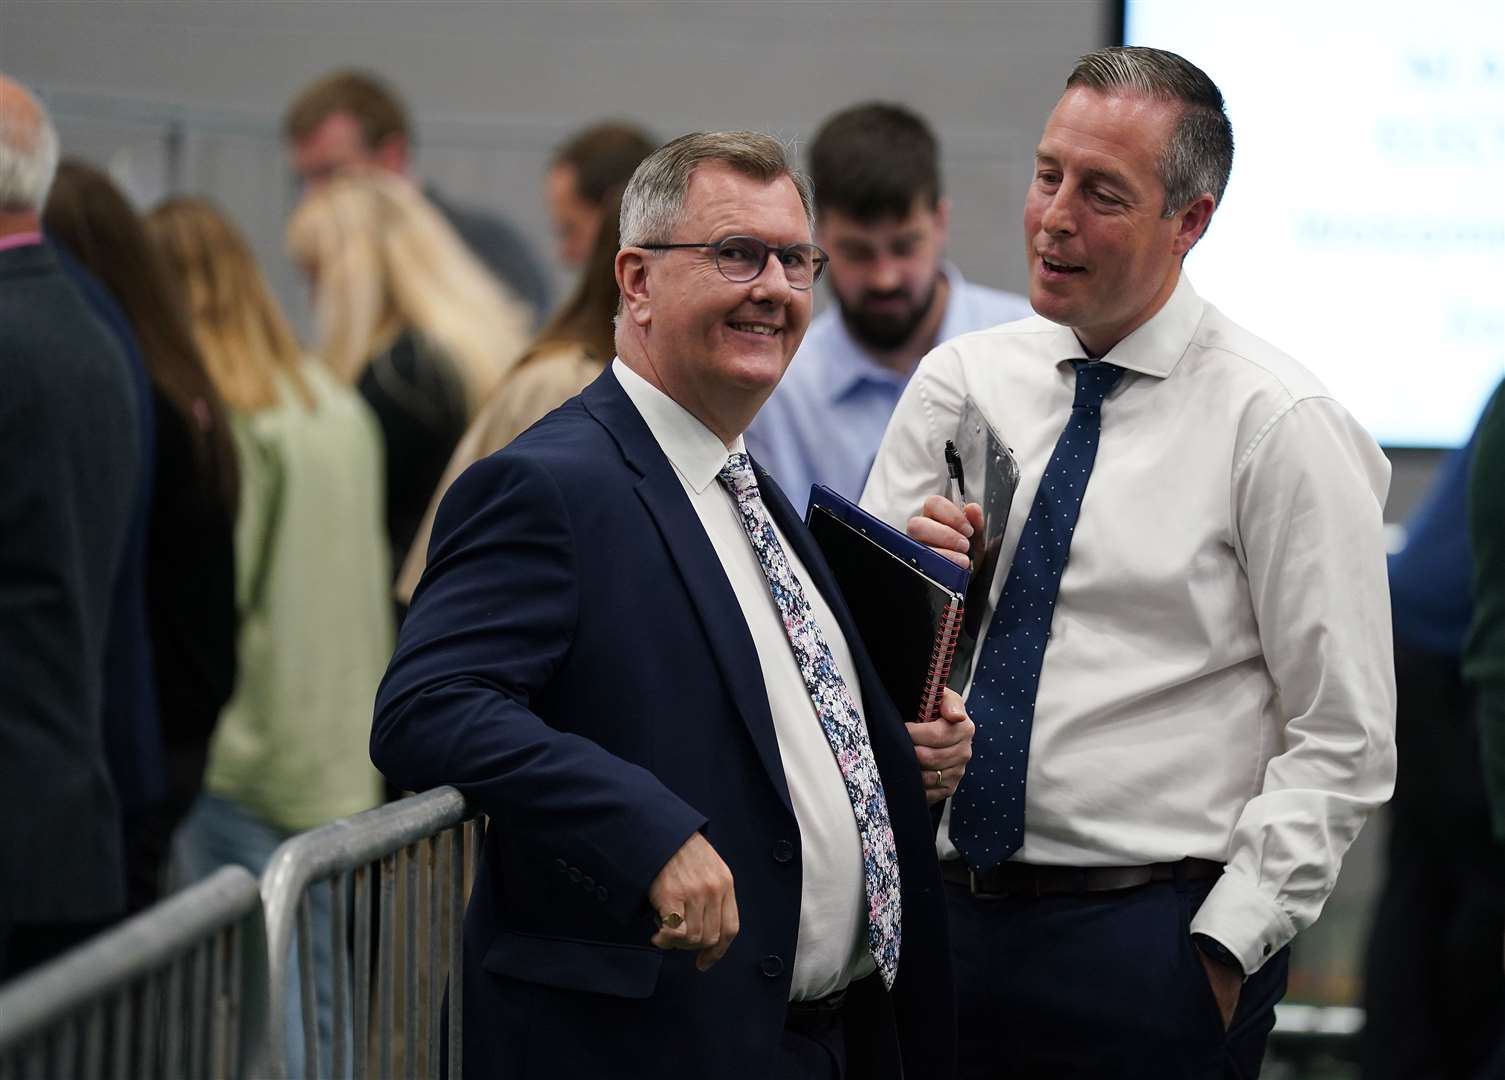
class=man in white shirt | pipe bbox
[746,104,1031,504]
[374,131,973,1080]
[862,47,1396,1077]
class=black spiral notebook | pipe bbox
[805,485,970,724]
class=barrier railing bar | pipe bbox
[54,1014,77,1080]
[405,843,419,1080]
[380,851,396,1080]
[354,865,371,1080]
[110,984,130,1080]
[139,971,160,1076]
[82,1001,103,1080]
[165,952,183,1079]
[426,836,441,1080]
[188,941,207,1078]
[448,826,464,1080]
[0,867,259,1050]
[331,875,349,1080]
[296,891,318,1079]
[257,787,469,1078]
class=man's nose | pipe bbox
[1040,191,1075,236]
[868,254,903,293]
[748,252,794,303]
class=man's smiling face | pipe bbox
[1024,87,1206,356]
[639,162,814,416]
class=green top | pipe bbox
[1463,380,1505,839]
[204,364,391,832]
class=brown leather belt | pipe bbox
[941,856,1224,898]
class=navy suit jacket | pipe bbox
[373,369,955,1079]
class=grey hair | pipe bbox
[0,79,60,212]
[619,130,814,247]
[1067,46,1233,221]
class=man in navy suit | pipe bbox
[373,131,973,1079]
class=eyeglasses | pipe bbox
[638,235,828,290]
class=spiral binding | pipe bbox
[917,599,965,722]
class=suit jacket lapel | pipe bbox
[582,372,794,816]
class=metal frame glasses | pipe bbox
[638,235,829,290]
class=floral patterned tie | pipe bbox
[717,452,901,989]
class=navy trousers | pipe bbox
[947,874,1289,1079]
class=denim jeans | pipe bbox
[172,793,350,1079]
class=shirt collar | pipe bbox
[1036,271,1206,380]
[612,357,744,494]
[817,261,975,403]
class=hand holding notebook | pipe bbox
[805,485,969,727]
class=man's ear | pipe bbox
[617,248,653,327]
[1172,193,1216,256]
[374,132,410,174]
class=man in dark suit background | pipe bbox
[373,131,972,1079]
[283,68,554,324]
[0,74,142,980]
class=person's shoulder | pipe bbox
[1191,302,1333,408]
[507,343,599,394]
[763,309,850,404]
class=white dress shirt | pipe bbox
[860,274,1397,974]
[613,359,874,1000]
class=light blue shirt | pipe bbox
[746,265,1032,508]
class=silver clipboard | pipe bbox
[948,396,1020,691]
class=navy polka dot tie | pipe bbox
[948,361,1124,872]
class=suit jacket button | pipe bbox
[568,867,583,883]
[772,840,794,863]
[555,858,568,874]
[582,875,595,890]
[596,886,609,902]
[760,955,784,978]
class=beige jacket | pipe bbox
[395,343,604,603]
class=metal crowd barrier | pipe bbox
[0,865,267,1080]
[255,787,482,1080]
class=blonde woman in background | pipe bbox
[148,196,390,1080]
[395,186,624,604]
[286,171,531,575]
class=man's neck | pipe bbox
[618,348,752,450]
[863,272,951,377]
[0,209,42,239]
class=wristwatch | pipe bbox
[1192,933,1245,978]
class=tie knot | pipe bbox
[1071,360,1124,411]
[718,451,758,498]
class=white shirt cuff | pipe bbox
[1189,869,1296,975]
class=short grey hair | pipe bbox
[619,131,814,247]
[0,78,60,212]
[1067,46,1233,220]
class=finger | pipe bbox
[906,718,961,749]
[907,515,971,558]
[922,495,974,537]
[964,502,984,534]
[698,885,740,972]
[939,688,970,725]
[697,881,723,953]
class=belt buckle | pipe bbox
[969,868,1012,900]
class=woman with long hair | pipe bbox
[42,160,240,911]
[285,171,531,574]
[147,195,390,1078]
[395,186,624,604]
